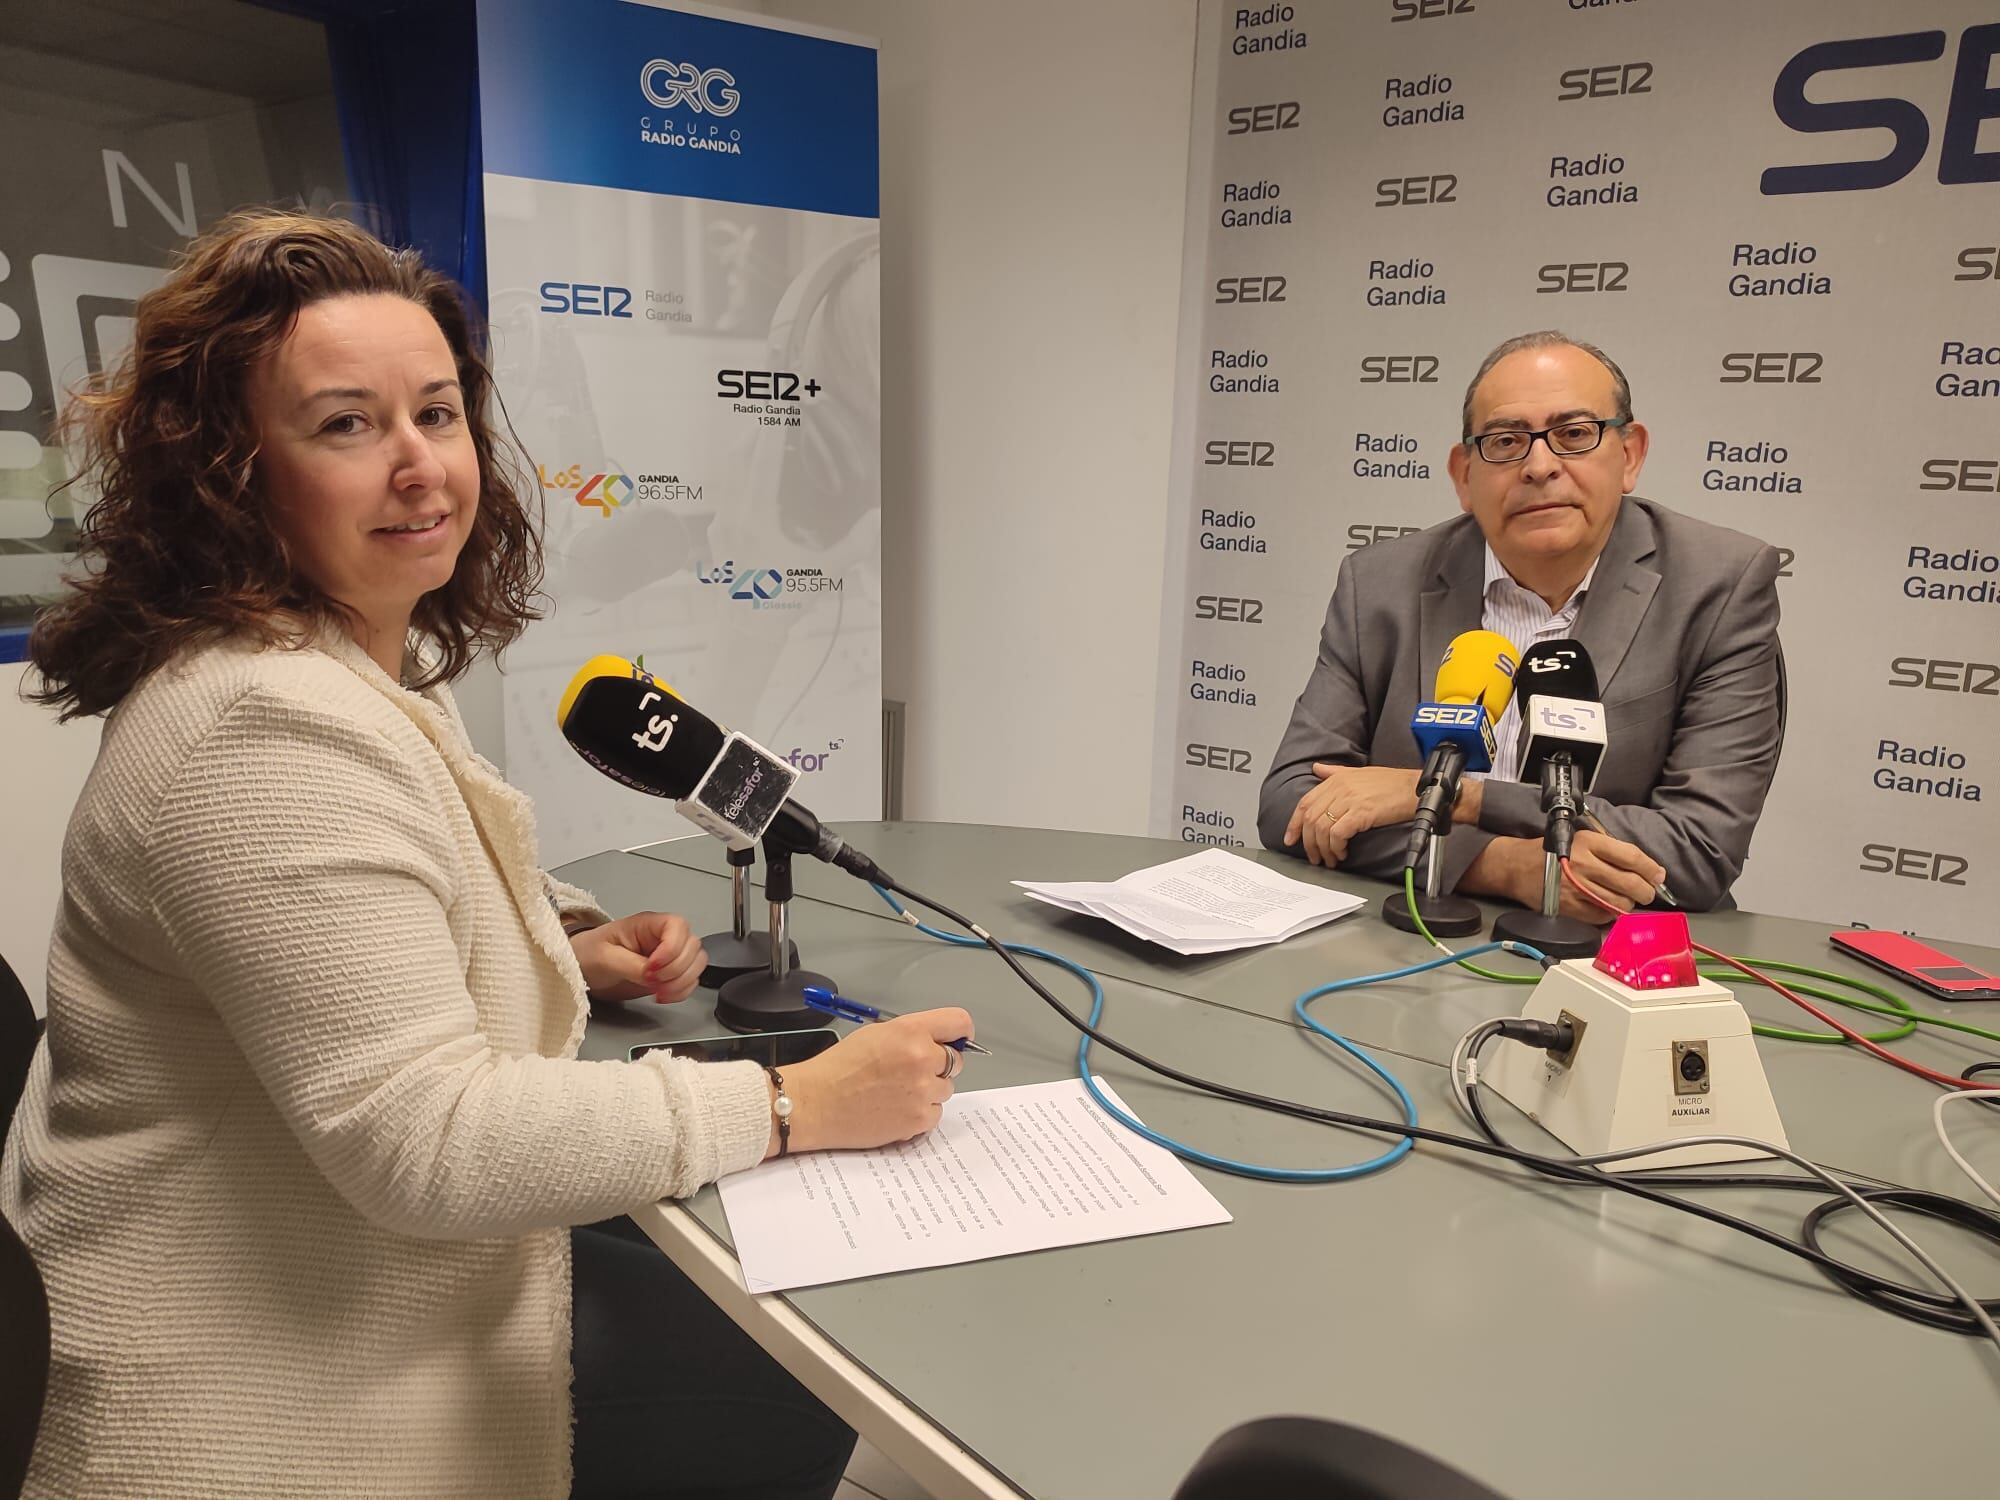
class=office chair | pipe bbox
[1,949,49,1496]
[0,951,36,1151]
[1172,1416,1516,1500]
[0,1207,49,1500]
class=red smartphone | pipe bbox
[1830,929,2000,1001]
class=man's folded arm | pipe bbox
[1473,546,1784,910]
[1258,555,1371,853]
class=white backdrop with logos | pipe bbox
[1153,0,2000,943]
[479,0,882,867]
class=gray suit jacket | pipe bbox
[1257,497,1783,911]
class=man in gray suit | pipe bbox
[1258,331,1783,918]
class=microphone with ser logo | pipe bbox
[1382,630,1520,938]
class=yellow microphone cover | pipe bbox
[556,654,679,729]
[1433,630,1521,720]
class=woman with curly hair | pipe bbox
[3,210,970,1499]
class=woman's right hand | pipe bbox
[769,1008,977,1157]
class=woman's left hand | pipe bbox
[571,912,707,1004]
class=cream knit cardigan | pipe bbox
[1,632,774,1498]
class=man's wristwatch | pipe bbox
[766,1066,793,1158]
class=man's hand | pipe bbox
[1563,829,1667,922]
[1283,764,1420,867]
[1463,831,1666,925]
[570,911,707,1003]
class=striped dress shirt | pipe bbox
[1479,544,1599,784]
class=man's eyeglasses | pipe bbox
[1465,417,1629,464]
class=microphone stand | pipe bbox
[1491,759,1602,959]
[1381,746,1482,938]
[698,844,801,990]
[715,843,840,1034]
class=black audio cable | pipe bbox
[874,872,2000,1341]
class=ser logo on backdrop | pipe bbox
[1226,101,1301,134]
[1761,25,2000,194]
[1556,62,1653,101]
[1359,355,1439,383]
[1957,247,2000,280]
[1193,595,1264,623]
[1888,657,2000,695]
[1858,844,1971,885]
[1536,261,1629,294]
[1214,275,1287,304]
[1719,352,1822,383]
[1919,458,2000,492]
[1375,174,1457,207]
[1185,744,1254,774]
[1389,0,1475,19]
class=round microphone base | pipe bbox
[1492,908,1602,961]
[715,968,838,1034]
[1380,889,1482,938]
[697,932,801,991]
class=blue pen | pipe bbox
[801,986,992,1054]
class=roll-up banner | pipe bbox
[479,0,882,865]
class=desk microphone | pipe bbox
[1494,639,1608,959]
[1383,630,1519,940]
[556,655,884,882]
[1405,629,1521,861]
[1514,639,1607,860]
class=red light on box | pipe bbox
[1594,912,1698,990]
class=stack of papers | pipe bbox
[718,1078,1232,1292]
[1013,848,1365,955]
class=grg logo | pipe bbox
[641,58,741,115]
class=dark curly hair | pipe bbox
[27,209,543,720]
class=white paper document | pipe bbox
[1013,848,1365,955]
[716,1079,1232,1293]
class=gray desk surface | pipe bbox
[564,832,2000,1498]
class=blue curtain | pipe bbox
[250,0,487,312]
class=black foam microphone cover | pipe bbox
[557,666,726,801]
[1516,639,1599,711]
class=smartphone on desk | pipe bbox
[1829,929,2000,1001]
[629,1028,841,1066]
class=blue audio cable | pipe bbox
[868,883,1541,1184]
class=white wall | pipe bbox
[712,0,1196,835]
